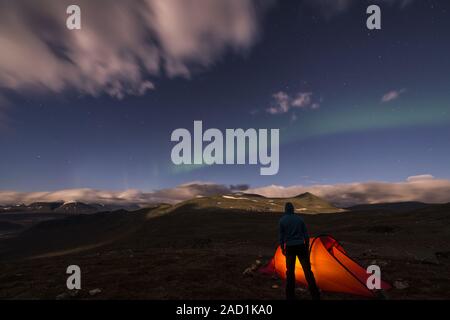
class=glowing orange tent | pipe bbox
[260,235,391,297]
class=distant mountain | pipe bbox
[0,192,342,215]
[290,192,338,211]
[172,192,343,214]
[28,202,65,212]
[0,202,64,213]
[53,202,102,214]
[347,202,431,213]
[0,201,140,215]
[0,204,27,213]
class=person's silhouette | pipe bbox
[279,202,320,300]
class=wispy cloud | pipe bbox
[381,88,406,103]
[267,91,320,115]
[406,174,434,182]
[248,175,450,207]
[0,0,272,100]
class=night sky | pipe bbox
[0,0,449,203]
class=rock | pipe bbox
[242,268,254,276]
[243,262,260,276]
[56,292,71,300]
[89,288,102,296]
[69,290,80,298]
[393,280,409,290]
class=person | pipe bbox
[279,202,320,300]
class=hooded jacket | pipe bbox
[279,203,309,247]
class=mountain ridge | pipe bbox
[171,192,343,214]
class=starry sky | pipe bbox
[0,0,449,198]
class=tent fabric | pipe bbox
[260,235,391,297]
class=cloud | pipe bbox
[267,91,320,115]
[269,91,290,114]
[0,0,272,100]
[406,174,435,182]
[292,92,313,108]
[248,175,450,207]
[0,182,249,206]
[3,176,449,208]
[381,89,406,103]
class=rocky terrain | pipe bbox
[0,194,449,300]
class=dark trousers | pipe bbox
[285,244,320,300]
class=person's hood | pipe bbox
[285,204,295,215]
